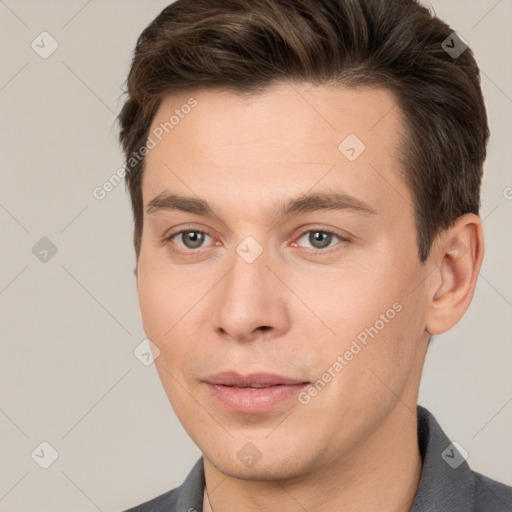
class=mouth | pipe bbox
[203,372,310,414]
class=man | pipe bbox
[118,0,512,510]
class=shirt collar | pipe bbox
[410,405,474,511]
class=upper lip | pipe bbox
[203,372,309,387]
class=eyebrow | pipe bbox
[146,191,377,218]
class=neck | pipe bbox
[203,402,422,512]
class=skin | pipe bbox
[135,82,484,512]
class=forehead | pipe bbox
[142,82,409,217]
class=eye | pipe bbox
[164,227,348,257]
[168,230,214,251]
[295,229,346,251]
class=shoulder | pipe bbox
[472,470,512,512]
[413,406,512,512]
[119,457,205,512]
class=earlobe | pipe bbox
[426,214,484,335]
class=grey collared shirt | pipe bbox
[123,406,512,511]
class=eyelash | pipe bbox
[164,227,349,257]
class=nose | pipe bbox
[212,242,290,343]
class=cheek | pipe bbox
[136,257,214,396]
[137,271,168,343]
[137,250,197,341]
[292,262,400,347]
[136,264,199,410]
[300,256,423,392]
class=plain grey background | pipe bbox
[0,1,511,510]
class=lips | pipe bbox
[204,371,308,387]
[203,372,309,414]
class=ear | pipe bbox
[425,213,485,335]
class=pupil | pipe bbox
[310,231,331,249]
[184,231,204,249]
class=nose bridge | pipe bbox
[212,236,287,340]
[223,237,272,309]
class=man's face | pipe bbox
[137,83,432,479]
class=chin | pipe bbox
[208,450,308,481]
[200,432,321,482]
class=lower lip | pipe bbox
[205,382,309,414]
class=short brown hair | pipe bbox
[118,0,489,263]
